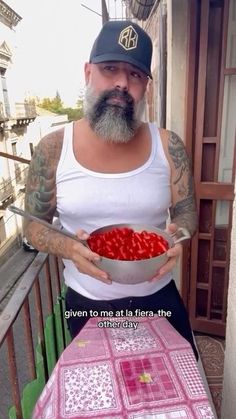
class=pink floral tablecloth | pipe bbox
[33,316,215,418]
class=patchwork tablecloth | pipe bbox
[33,316,215,418]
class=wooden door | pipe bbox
[184,0,236,336]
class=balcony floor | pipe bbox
[195,334,225,418]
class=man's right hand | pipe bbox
[68,229,111,284]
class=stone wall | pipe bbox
[166,0,188,140]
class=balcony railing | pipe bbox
[0,101,37,122]
[14,103,37,120]
[0,166,29,206]
[0,176,14,205]
[0,253,70,419]
[0,101,6,122]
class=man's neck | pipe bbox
[75,118,145,149]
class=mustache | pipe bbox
[100,89,134,105]
[92,89,134,121]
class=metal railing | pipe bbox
[0,176,14,204]
[0,101,5,121]
[0,167,29,205]
[0,252,69,419]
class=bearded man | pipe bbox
[24,21,198,359]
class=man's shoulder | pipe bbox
[38,126,65,151]
[158,127,170,138]
[40,126,65,145]
[146,124,169,139]
[33,126,66,164]
[157,128,185,149]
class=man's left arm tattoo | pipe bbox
[168,131,198,236]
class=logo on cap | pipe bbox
[118,25,138,50]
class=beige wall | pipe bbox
[221,178,236,418]
[166,0,188,140]
[166,0,188,289]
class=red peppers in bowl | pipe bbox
[87,227,169,261]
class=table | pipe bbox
[33,316,216,418]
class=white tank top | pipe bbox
[56,122,172,300]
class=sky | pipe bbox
[3,0,123,107]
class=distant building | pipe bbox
[0,1,68,257]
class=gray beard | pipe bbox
[83,86,145,144]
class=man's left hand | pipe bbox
[149,223,183,282]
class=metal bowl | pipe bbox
[89,224,190,284]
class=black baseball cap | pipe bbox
[89,20,153,78]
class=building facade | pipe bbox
[0,1,37,256]
[0,1,69,258]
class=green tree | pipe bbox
[40,97,54,110]
[39,91,63,113]
[51,90,63,112]
[61,107,83,121]
[39,91,84,121]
